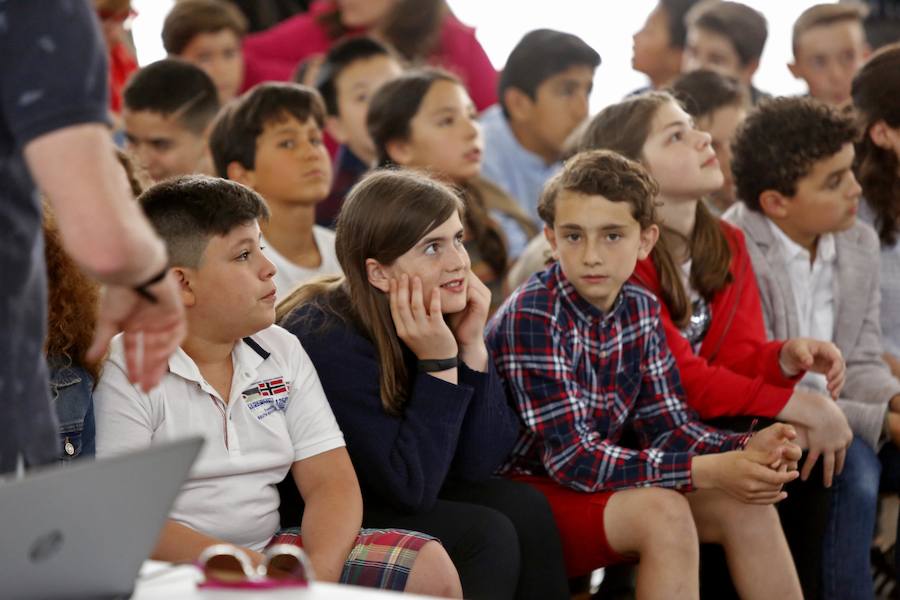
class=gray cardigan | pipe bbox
[724,202,897,448]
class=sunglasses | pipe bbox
[197,543,314,590]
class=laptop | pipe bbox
[0,437,203,600]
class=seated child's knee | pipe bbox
[406,541,463,598]
[635,488,695,544]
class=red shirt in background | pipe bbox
[241,0,498,111]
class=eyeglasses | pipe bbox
[197,544,314,590]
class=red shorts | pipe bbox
[511,474,633,576]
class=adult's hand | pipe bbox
[87,271,186,391]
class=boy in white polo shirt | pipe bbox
[94,175,460,597]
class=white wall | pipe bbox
[130,0,831,111]
[447,0,829,111]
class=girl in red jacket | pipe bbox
[578,91,852,598]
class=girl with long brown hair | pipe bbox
[854,43,900,377]
[366,68,537,310]
[275,169,568,600]
[581,91,850,597]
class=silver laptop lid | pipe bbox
[0,437,203,600]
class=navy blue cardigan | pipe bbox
[281,303,520,513]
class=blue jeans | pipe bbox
[822,437,880,600]
[879,442,900,580]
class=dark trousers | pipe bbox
[701,416,830,600]
[363,478,570,600]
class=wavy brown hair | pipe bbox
[277,169,464,415]
[43,203,102,383]
[578,91,732,327]
[852,42,900,246]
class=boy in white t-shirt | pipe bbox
[94,175,460,596]
[209,82,343,297]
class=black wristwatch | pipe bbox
[133,267,169,304]
[417,357,459,373]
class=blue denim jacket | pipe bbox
[48,358,96,462]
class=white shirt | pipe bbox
[263,226,342,298]
[768,220,837,393]
[94,326,345,551]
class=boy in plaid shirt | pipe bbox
[487,150,804,597]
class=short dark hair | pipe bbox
[209,82,326,177]
[162,0,248,55]
[123,59,221,134]
[315,37,394,116]
[538,149,659,228]
[669,68,746,118]
[660,0,705,49]
[686,1,768,65]
[498,29,600,118]
[139,174,269,268]
[731,96,857,212]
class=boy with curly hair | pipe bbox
[726,96,900,600]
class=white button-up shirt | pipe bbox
[769,220,837,393]
[95,326,345,551]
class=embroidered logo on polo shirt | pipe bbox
[242,377,291,420]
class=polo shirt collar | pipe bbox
[167,336,271,383]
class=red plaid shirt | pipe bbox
[487,263,749,493]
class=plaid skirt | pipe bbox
[268,527,436,591]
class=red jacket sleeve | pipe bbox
[241,11,333,89]
[630,224,797,420]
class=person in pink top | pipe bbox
[242,0,498,111]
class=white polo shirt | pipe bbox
[94,325,345,551]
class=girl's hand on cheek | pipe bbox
[389,274,458,360]
[448,272,491,371]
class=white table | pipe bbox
[132,562,435,599]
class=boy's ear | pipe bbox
[365,258,391,293]
[171,267,197,308]
[638,224,660,260]
[324,114,350,145]
[543,225,557,254]
[503,87,535,123]
[226,161,256,188]
[758,189,790,219]
[385,138,413,167]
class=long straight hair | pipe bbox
[578,91,732,327]
[367,68,508,277]
[852,43,900,246]
[276,169,464,415]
